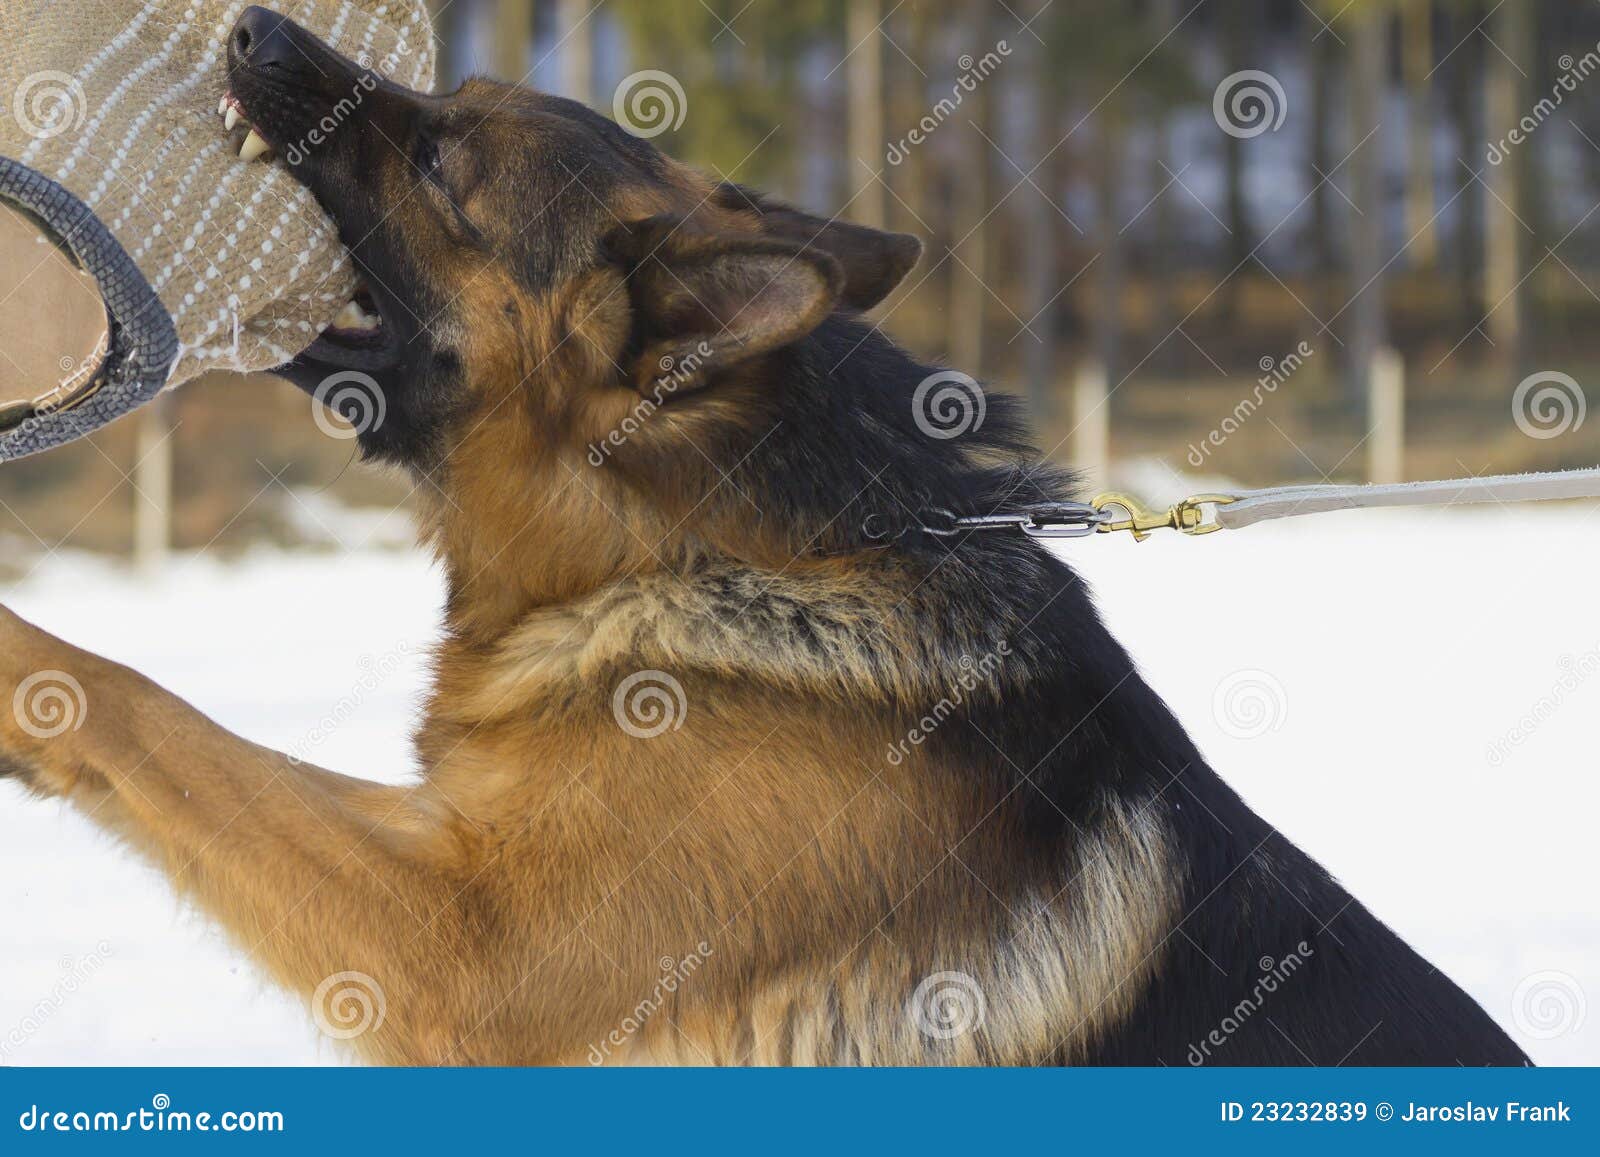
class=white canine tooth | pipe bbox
[219,95,229,116]
[225,106,242,131]
[239,129,270,162]
[333,301,366,329]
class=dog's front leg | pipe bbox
[0,605,492,1064]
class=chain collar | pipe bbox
[862,494,1243,545]
[863,501,1112,543]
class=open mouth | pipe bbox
[305,276,394,369]
[219,90,276,163]
[325,282,384,342]
[297,276,398,372]
[220,88,398,371]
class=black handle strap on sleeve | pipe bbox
[0,155,178,462]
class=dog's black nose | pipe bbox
[232,6,300,70]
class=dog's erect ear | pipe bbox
[603,216,845,395]
[716,184,923,311]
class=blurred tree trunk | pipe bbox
[133,393,174,573]
[1484,0,1530,370]
[847,0,886,228]
[1093,104,1127,390]
[1309,11,1340,375]
[1345,4,1386,410]
[493,1,534,83]
[1450,0,1484,324]
[1519,7,1552,372]
[1221,0,1255,319]
[557,0,595,106]
[426,0,468,88]
[799,43,837,212]
[1147,0,1179,372]
[1017,1,1056,421]
[949,0,992,375]
[878,2,937,340]
[885,3,929,239]
[1402,0,1437,268]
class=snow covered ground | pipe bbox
[0,505,1595,1066]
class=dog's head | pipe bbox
[224,6,921,472]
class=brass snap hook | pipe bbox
[1091,492,1236,542]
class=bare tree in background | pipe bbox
[948,0,993,376]
[847,0,886,228]
[610,3,805,190]
[1092,99,1127,391]
[1220,0,1257,320]
[494,0,533,82]
[1484,0,1531,371]
[884,1,929,240]
[1519,3,1552,375]
[1308,6,1340,327]
[426,0,468,88]
[1345,2,1387,411]
[558,0,596,106]
[1403,0,1438,269]
[1146,0,1182,371]
[1016,0,1056,421]
[1449,0,1485,325]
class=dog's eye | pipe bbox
[415,137,443,184]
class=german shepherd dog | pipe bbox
[0,7,1528,1066]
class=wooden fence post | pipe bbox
[1072,360,1110,489]
[133,392,174,575]
[1367,346,1405,485]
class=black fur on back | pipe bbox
[708,313,1529,1066]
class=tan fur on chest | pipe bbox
[377,552,1182,1065]
[549,797,1178,1066]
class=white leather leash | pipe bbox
[1087,466,1600,541]
[1211,467,1600,530]
[921,467,1600,542]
